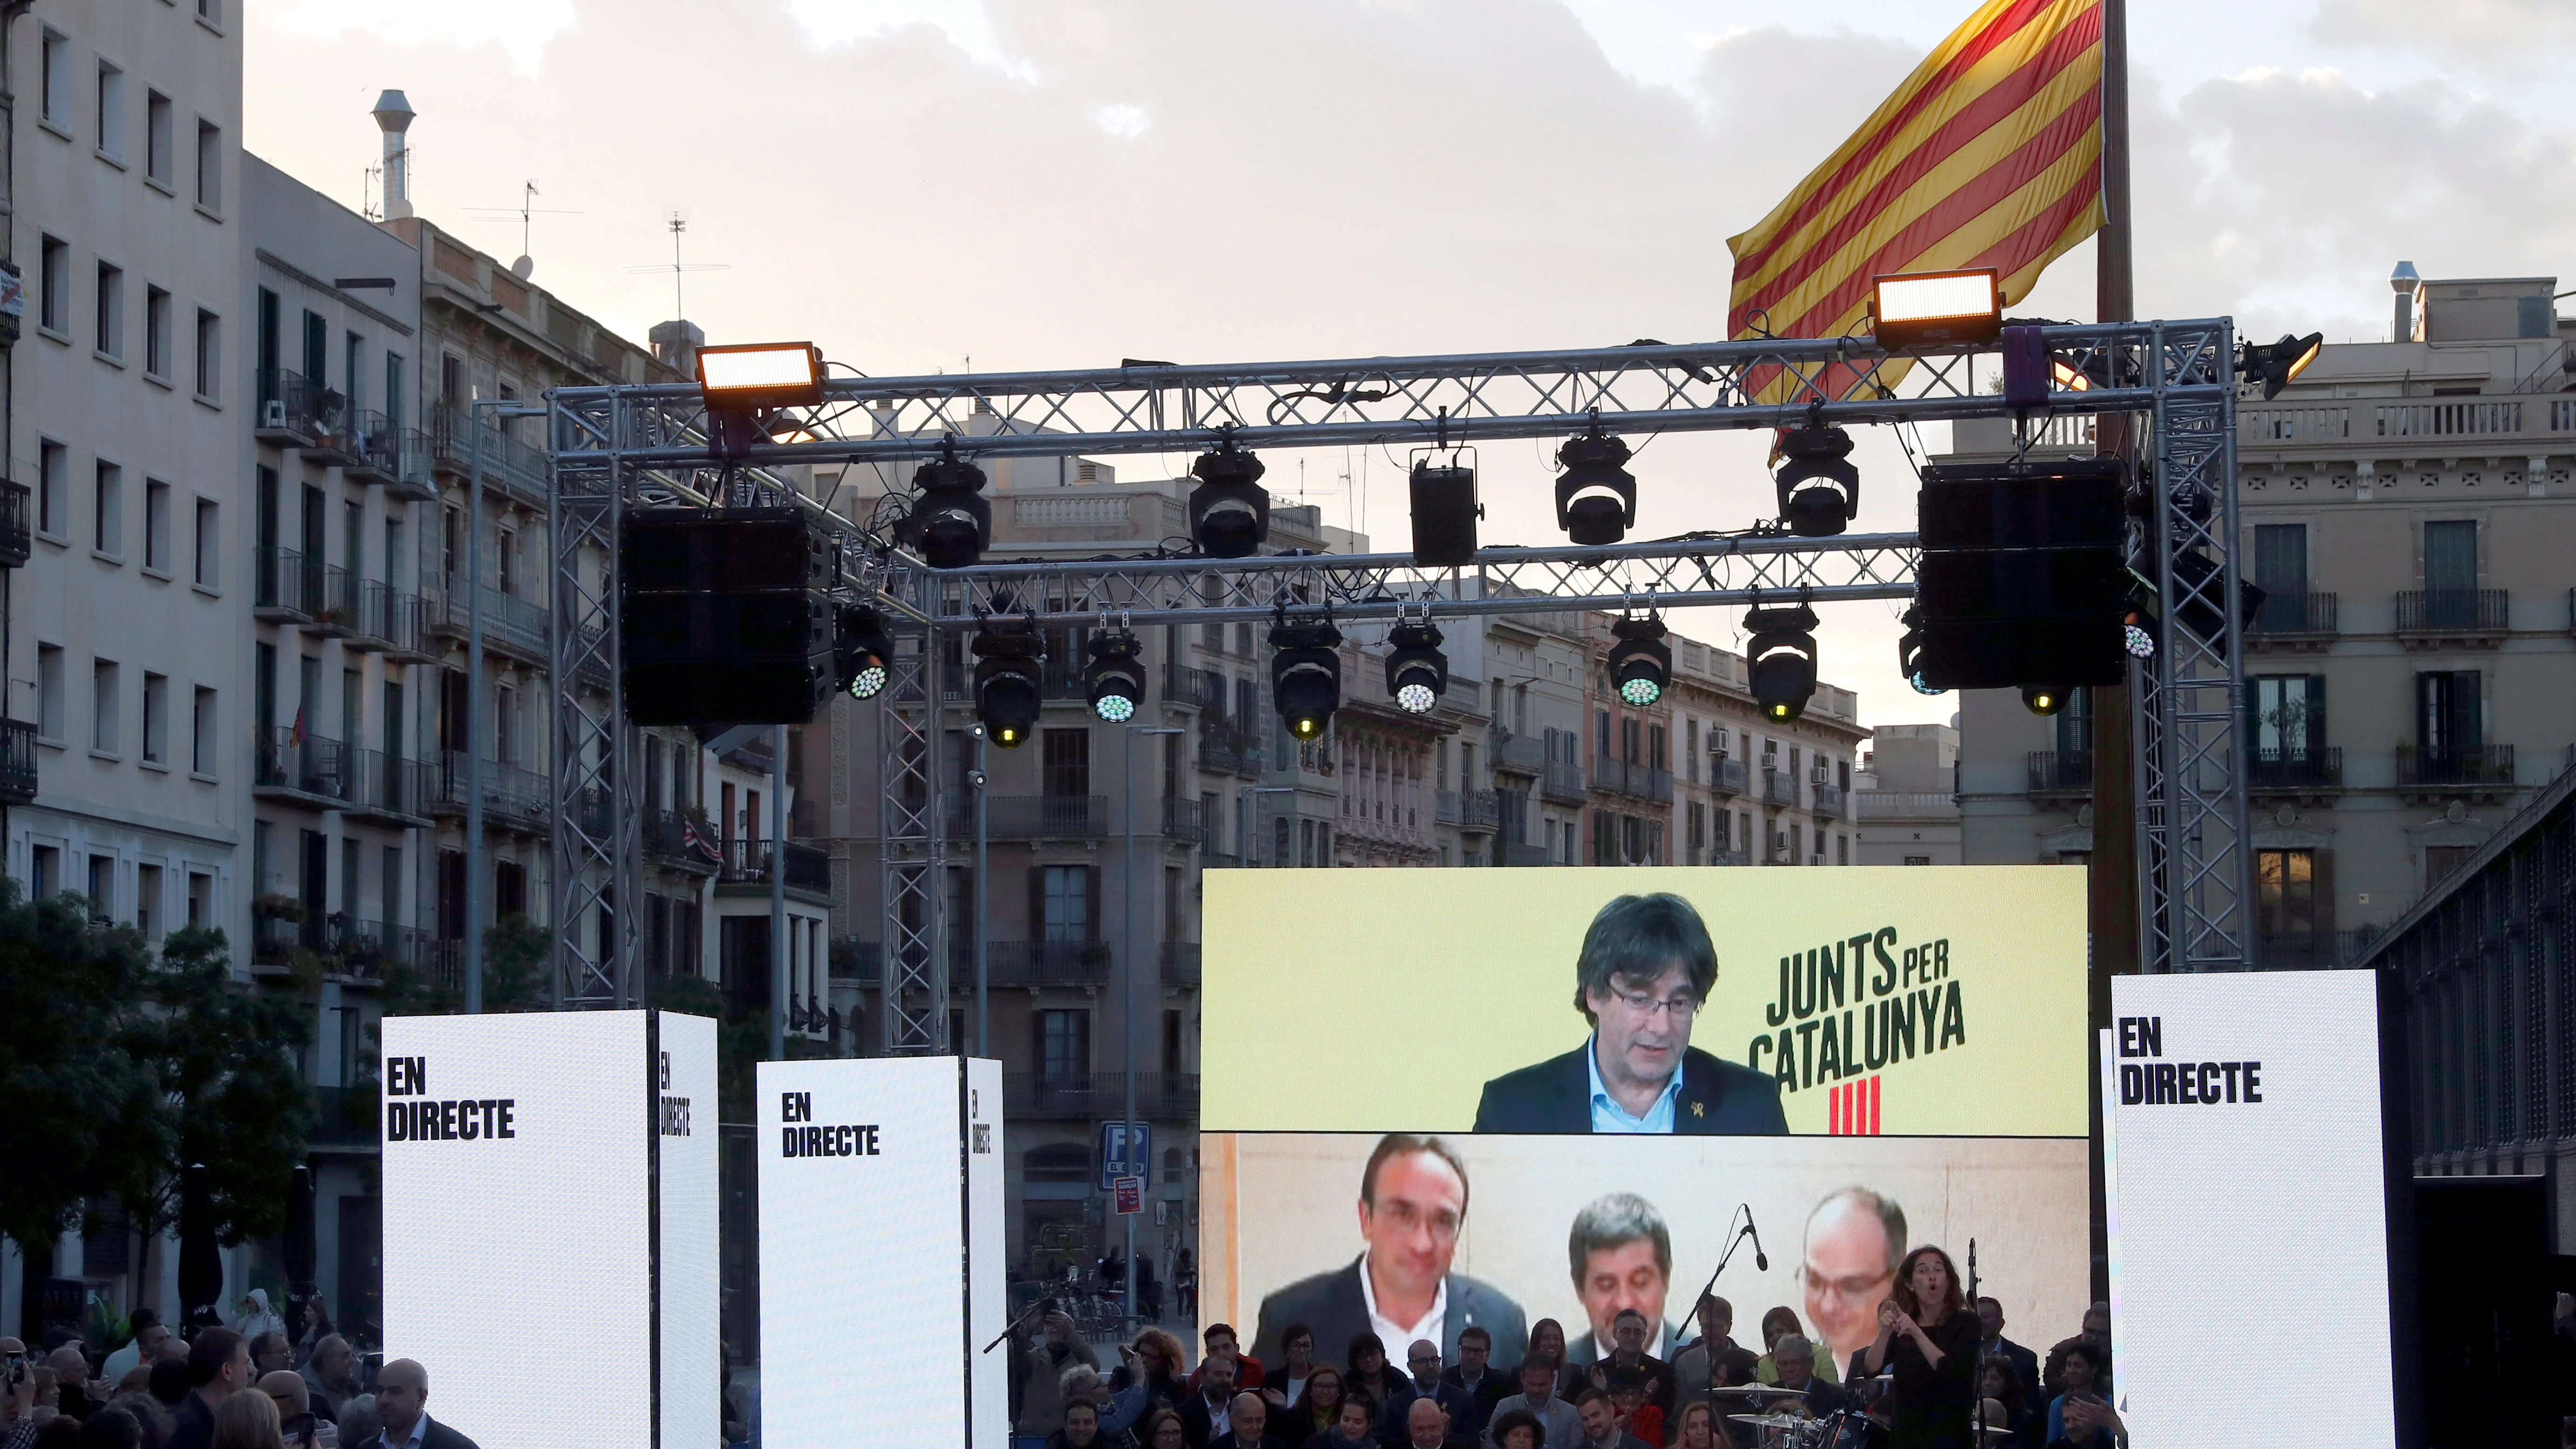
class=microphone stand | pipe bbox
[982,1296,1050,1355]
[1679,1210,1758,1428]
[1967,1238,1986,1448]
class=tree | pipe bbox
[481,915,550,1012]
[125,926,314,1243]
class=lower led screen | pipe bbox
[1202,1132,2086,1391]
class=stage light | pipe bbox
[1745,603,1819,722]
[1188,441,1271,559]
[835,604,894,701]
[1408,459,1480,567]
[1872,268,2002,350]
[1897,605,1945,695]
[1774,424,1859,536]
[2123,608,2158,660]
[1554,427,1635,546]
[1269,617,1344,741]
[1084,632,1146,724]
[971,625,1044,747]
[697,342,825,411]
[2241,332,2324,401]
[1606,615,1670,707]
[2022,684,2071,717]
[903,439,991,569]
[1383,622,1448,715]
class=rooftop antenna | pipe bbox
[625,210,729,318]
[463,179,579,280]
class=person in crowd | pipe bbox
[1482,1358,1579,1449]
[288,1305,329,1374]
[2044,1391,2122,1449]
[1266,1326,1318,1411]
[33,1420,79,1449]
[168,1330,250,1449]
[1207,1392,1288,1449]
[1061,1366,1148,1445]
[1139,1409,1186,1449]
[1140,1259,1165,1326]
[1570,1389,1647,1449]
[1484,1408,1544,1449]
[1308,1397,1377,1449]
[1764,1336,1849,1417]
[2040,1344,2107,1446]
[1047,1398,1107,1449]
[1345,1335,1415,1432]
[1439,1327,1510,1442]
[79,1406,143,1449]
[1524,1324,1578,1401]
[5,1340,44,1449]
[1972,1301,2037,1399]
[1863,1247,1978,1449]
[1668,1401,1719,1449]
[1669,1295,1756,1418]
[1403,1399,1469,1449]
[324,1402,368,1449]
[253,1374,321,1449]
[350,1362,474,1449]
[1284,1367,1347,1445]
[1193,1327,1264,1394]
[1179,1354,1242,1449]
[1407,1343,1476,1434]
[1584,1312,1669,1420]
[1567,1200,1681,1366]
[1975,1359,2033,1446]
[1800,1188,1906,1381]
[245,1340,290,1383]
[1472,894,1787,1135]
[106,1392,171,1449]
[103,1317,169,1387]
[46,1347,99,1422]
[1177,1252,1199,1322]
[1018,1309,1104,1448]
[1603,1378,1657,1449]
[230,1299,285,1346]
[1118,1330,1191,1418]
[1251,1138,1528,1370]
[145,1365,189,1416]
[296,1340,354,1427]
[209,1390,283,1449]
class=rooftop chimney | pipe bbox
[2391,260,2421,342]
[372,90,416,221]
[650,319,705,378]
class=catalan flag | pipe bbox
[1727,0,2105,399]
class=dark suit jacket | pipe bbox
[1988,1335,2041,1396]
[1471,1046,1787,1135]
[352,1417,483,1449]
[1250,1256,1529,1377]
[167,1393,217,1449]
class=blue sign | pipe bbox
[1098,1121,1150,1190]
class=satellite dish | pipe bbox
[511,255,534,281]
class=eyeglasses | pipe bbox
[1798,1266,1893,1304]
[1612,989,1699,1021]
[1373,1199,1462,1243]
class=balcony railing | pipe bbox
[1162,663,1226,711]
[2396,589,2508,636]
[1503,842,1553,867]
[2247,748,2343,792]
[1540,757,1586,805]
[2397,745,2515,791]
[0,718,35,806]
[717,839,833,893]
[949,794,1111,840]
[255,367,337,443]
[1160,941,1201,985]
[343,410,398,482]
[253,546,318,620]
[426,753,552,833]
[310,1087,377,1149]
[2251,591,2338,637]
[253,729,351,805]
[2026,751,2094,793]
[1161,796,1206,839]
[307,562,360,638]
[1812,784,1846,819]
[343,749,430,822]
[1709,757,1747,797]
[1762,770,1798,807]
[1198,834,1239,870]
[941,940,1114,987]
[1004,1072,1198,1119]
[1490,730,1549,777]
[0,479,29,567]
[1435,788,1499,829]
[430,406,550,510]
[1198,723,1263,778]
[362,582,434,658]
[1706,846,1754,867]
[1592,756,1674,803]
[2256,928,2385,971]
[643,810,722,871]
[388,429,439,499]
[429,578,552,664]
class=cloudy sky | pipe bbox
[245,0,2576,726]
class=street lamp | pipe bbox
[1121,722,1187,1334]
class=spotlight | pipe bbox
[1871,268,2002,351]
[697,342,825,411]
[1606,615,1670,707]
[1269,617,1343,741]
[834,603,894,701]
[1744,603,1819,722]
[1384,622,1448,715]
[971,624,1043,747]
[1084,632,1146,724]
[903,438,991,569]
[1554,427,1635,546]
[1188,440,1271,558]
[2122,605,2158,660]
[1774,424,1859,537]
[2021,684,2072,717]
[2240,332,2323,401]
[1897,604,1945,695]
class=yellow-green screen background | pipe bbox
[1203,865,2087,1135]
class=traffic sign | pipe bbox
[1112,1176,1144,1215]
[1097,1120,1151,1189]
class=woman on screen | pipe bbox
[1755,1306,1838,1385]
[1286,1367,1348,1443]
[1528,1319,1578,1396]
[1862,1247,1978,1449]
[1668,1400,1718,1449]
[1308,1396,1379,1449]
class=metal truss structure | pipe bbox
[544,319,2249,1039]
[547,425,632,1007]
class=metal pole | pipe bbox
[465,406,487,1014]
[771,724,788,1060]
[975,724,989,1057]
[1122,725,1139,1337]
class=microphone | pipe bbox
[1744,1209,1770,1271]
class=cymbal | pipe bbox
[1976,1428,2014,1440]
[1727,1414,1807,1429]
[1710,1386,1808,1398]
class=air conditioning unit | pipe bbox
[1813,765,1832,784]
[261,398,289,430]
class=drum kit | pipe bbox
[1715,1385,1865,1449]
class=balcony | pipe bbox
[1762,770,1798,808]
[254,368,334,445]
[430,406,551,512]
[386,430,439,501]
[1592,755,1673,803]
[427,578,552,667]
[1502,842,1553,867]
[643,810,722,874]
[1198,722,1263,778]
[342,750,431,825]
[364,583,437,661]
[2395,589,2509,647]
[2397,745,2515,803]
[2255,929,2385,971]
[0,479,29,567]
[253,729,352,807]
[1161,796,1207,840]
[310,1087,378,1150]
[253,547,317,622]
[306,563,360,639]
[425,753,552,834]
[1198,836,1239,870]
[949,794,1110,840]
[1162,663,1226,711]
[1436,788,1500,831]
[342,411,397,483]
[1708,756,1747,797]
[716,839,834,895]
[2026,751,2094,797]
[2247,747,2343,796]
[1491,730,1549,777]
[0,718,35,806]
[2248,591,2338,649]
[1004,1071,1198,1120]
[1160,941,1201,986]
[946,939,1114,987]
[1705,847,1753,867]
[1540,758,1586,806]
[1811,784,1846,819]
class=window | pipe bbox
[94,262,123,358]
[145,91,172,184]
[1905,855,1932,867]
[193,310,220,400]
[2423,519,2479,629]
[195,120,221,209]
[2255,848,2320,940]
[384,353,406,432]
[1039,864,1092,943]
[1041,729,1090,797]
[2425,846,2471,889]
[302,309,327,384]
[142,673,168,765]
[40,28,68,128]
[141,480,171,573]
[194,499,219,585]
[143,287,171,378]
[97,62,126,160]
[192,688,217,775]
[2416,671,2481,764]
[93,660,121,755]
[39,237,69,335]
[198,0,222,24]
[37,645,66,742]
[2250,675,2325,760]
[37,440,67,539]
[1035,1009,1090,1082]
[94,462,123,558]
[136,864,161,937]
[345,332,364,414]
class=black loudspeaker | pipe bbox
[1409,462,1479,566]
[1913,458,2126,691]
[622,507,836,592]
[622,662,833,725]
[621,507,839,724]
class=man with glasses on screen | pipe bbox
[1474,893,1786,1135]
[1798,1187,1907,1381]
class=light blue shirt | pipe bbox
[1586,1032,1683,1133]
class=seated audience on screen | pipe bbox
[1062,1365,1150,1442]
[2045,1391,2124,1449]
[1408,1342,1479,1437]
[1195,1326,1266,1394]
[1284,1367,1347,1444]
[1975,1299,2039,1399]
[1483,1359,1579,1449]
[1571,1388,1648,1449]
[1768,1336,1850,1418]
[1047,1398,1104,1449]
[1669,1295,1757,1415]
[1485,1408,1545,1449]
[1139,1408,1186,1449]
[1181,1353,1242,1448]
[1977,1357,2036,1445]
[1751,1308,1835,1387]
[1267,1326,1318,1411]
[1405,1398,1473,1449]
[1207,1391,1289,1449]
[1668,1401,1720,1449]
[1346,1335,1418,1432]
[1442,1326,1511,1442]
[2043,1343,2110,1444]
[1307,1396,1376,1449]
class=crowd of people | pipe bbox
[0,1299,480,1449]
[1011,1287,2124,1449]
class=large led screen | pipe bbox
[1202,1132,2087,1398]
[381,1011,718,1449]
[758,1057,1007,1449]
[2106,971,2397,1447]
[1203,867,2086,1134]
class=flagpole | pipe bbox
[2088,0,2135,1309]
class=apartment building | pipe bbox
[1951,267,2576,965]
[1855,722,1961,866]
[1483,601,1590,867]
[1659,625,1867,868]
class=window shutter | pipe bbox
[1085,866,1102,943]
[1026,867,1046,944]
